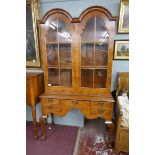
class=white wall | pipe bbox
[26,0,129,126]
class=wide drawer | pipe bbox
[90,101,112,109]
[61,100,89,108]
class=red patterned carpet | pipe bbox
[74,119,129,155]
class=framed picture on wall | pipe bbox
[118,0,129,33]
[114,40,129,60]
[26,0,41,67]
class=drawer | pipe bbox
[90,107,112,115]
[41,98,60,105]
[90,101,112,109]
[90,107,104,115]
[61,100,89,108]
[43,106,60,114]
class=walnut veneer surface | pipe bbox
[115,72,129,153]
[26,73,44,139]
[38,6,117,140]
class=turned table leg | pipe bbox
[31,106,37,139]
[40,116,47,140]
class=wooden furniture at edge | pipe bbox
[26,73,44,139]
[38,6,117,140]
[115,72,129,153]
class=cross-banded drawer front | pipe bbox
[90,101,112,109]
[91,108,104,115]
[90,106,112,119]
[42,98,60,113]
[61,100,89,108]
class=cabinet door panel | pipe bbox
[59,44,71,68]
[81,69,93,88]
[81,17,95,43]
[94,69,107,88]
[48,68,59,86]
[60,69,72,87]
[46,44,58,66]
[95,43,108,66]
[81,43,94,66]
[46,19,58,42]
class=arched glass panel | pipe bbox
[81,17,109,88]
[46,19,72,87]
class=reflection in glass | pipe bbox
[58,20,71,43]
[60,69,72,87]
[94,69,107,88]
[46,44,58,66]
[81,43,94,66]
[96,17,108,43]
[95,43,108,66]
[48,68,59,86]
[59,44,71,68]
[46,19,58,42]
[81,69,93,87]
[81,17,95,43]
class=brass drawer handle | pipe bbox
[98,109,104,114]
[48,99,53,104]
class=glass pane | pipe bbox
[81,17,95,43]
[94,69,107,88]
[96,17,108,43]
[81,69,93,87]
[58,20,71,43]
[46,44,58,66]
[48,68,59,86]
[59,44,71,68]
[46,19,58,42]
[60,69,72,87]
[95,43,108,66]
[81,43,94,66]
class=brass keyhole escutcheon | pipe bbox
[98,109,103,114]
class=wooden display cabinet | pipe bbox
[38,6,117,140]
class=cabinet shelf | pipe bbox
[81,66,107,69]
[46,42,71,44]
[48,66,72,69]
[81,42,108,45]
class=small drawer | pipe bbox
[90,108,104,115]
[90,101,112,109]
[42,98,60,105]
[43,106,60,114]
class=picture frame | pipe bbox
[26,0,41,67]
[118,0,129,33]
[114,40,129,60]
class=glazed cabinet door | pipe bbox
[40,15,75,93]
[46,19,72,87]
[78,14,115,95]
